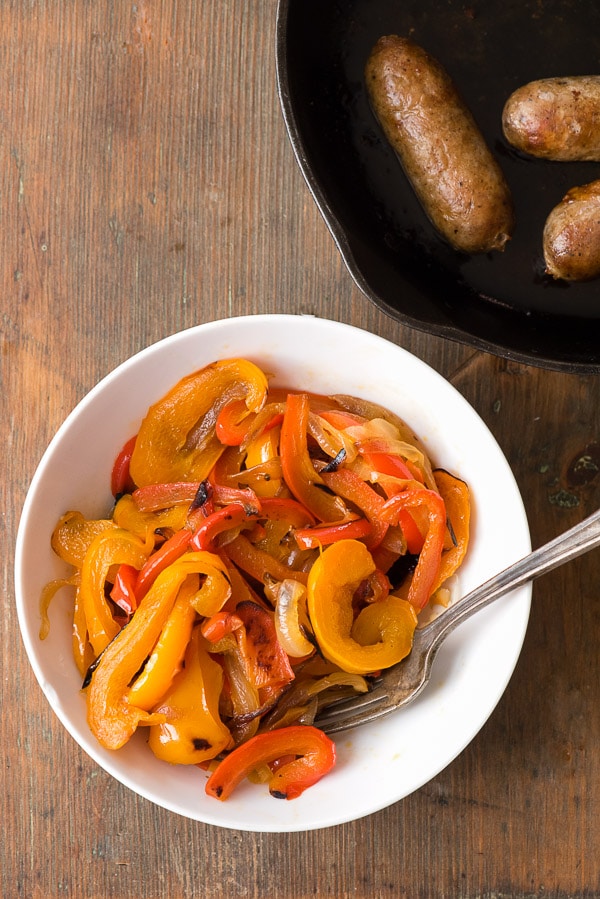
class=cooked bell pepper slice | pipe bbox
[190,502,260,552]
[351,593,417,660]
[295,517,372,550]
[205,725,336,800]
[381,489,447,610]
[431,469,470,593]
[129,359,269,487]
[337,456,424,552]
[361,450,414,481]
[147,626,233,764]
[86,552,231,750]
[201,610,244,643]
[243,424,282,497]
[132,482,200,512]
[215,399,252,446]
[111,435,137,498]
[223,533,308,586]
[307,539,417,674]
[280,393,347,522]
[395,508,425,555]
[320,468,389,548]
[127,578,197,710]
[80,528,151,657]
[135,529,192,601]
[234,600,295,691]
[112,493,189,542]
[72,581,93,675]
[258,497,316,528]
[110,563,139,616]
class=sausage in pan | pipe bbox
[543,180,600,281]
[365,36,514,254]
[502,76,600,162]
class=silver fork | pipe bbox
[315,506,600,735]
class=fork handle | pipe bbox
[419,506,600,652]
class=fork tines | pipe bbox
[315,683,390,735]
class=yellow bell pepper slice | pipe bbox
[307,539,417,675]
[126,578,198,711]
[86,551,231,751]
[112,494,188,542]
[129,358,269,487]
[80,528,152,657]
[148,627,233,764]
[244,425,282,497]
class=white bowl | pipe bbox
[15,314,531,832]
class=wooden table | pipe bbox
[3,3,599,896]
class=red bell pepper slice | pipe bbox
[201,610,244,643]
[132,481,201,512]
[134,529,192,601]
[111,436,137,498]
[295,517,372,550]
[361,451,416,482]
[263,411,284,432]
[395,510,425,555]
[381,489,447,609]
[190,502,260,552]
[109,563,139,616]
[234,600,295,691]
[205,725,336,800]
[280,393,347,523]
[215,399,252,446]
[359,452,425,551]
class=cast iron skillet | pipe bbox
[276,0,600,372]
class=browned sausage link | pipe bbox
[502,77,600,162]
[365,36,514,254]
[543,180,600,282]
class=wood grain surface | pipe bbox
[2,3,599,897]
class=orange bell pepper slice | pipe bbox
[307,539,417,675]
[223,533,308,586]
[280,393,347,523]
[147,626,233,764]
[320,468,389,548]
[205,725,336,800]
[381,489,447,610]
[258,497,316,528]
[80,528,151,657]
[129,358,269,487]
[86,552,231,750]
[431,469,470,593]
[126,577,198,711]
